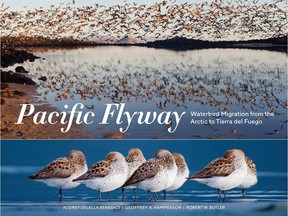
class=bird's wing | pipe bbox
[122,159,160,187]
[190,157,235,179]
[74,160,111,181]
[29,158,76,179]
[246,157,257,174]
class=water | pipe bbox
[8,47,287,139]
[1,140,287,216]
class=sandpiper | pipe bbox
[122,149,177,201]
[164,153,189,199]
[188,149,248,198]
[122,148,146,201]
[238,157,257,197]
[73,151,128,201]
[29,150,88,200]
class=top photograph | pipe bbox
[1,0,287,139]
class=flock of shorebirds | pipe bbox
[36,61,287,132]
[48,67,286,114]
[29,148,257,201]
[1,0,286,41]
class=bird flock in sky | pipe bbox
[1,0,287,41]
[29,148,257,201]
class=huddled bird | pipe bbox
[73,151,129,201]
[188,149,258,198]
[122,149,177,201]
[163,153,189,200]
[29,148,258,201]
[29,150,88,200]
[122,148,146,201]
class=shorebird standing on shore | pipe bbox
[163,153,189,200]
[237,156,257,197]
[122,149,177,201]
[188,149,248,198]
[29,150,88,200]
[122,148,146,201]
[73,152,128,201]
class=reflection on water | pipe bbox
[2,168,287,203]
[9,47,287,139]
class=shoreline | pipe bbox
[1,35,287,53]
[0,46,91,139]
[0,82,91,139]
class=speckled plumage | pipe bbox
[73,151,128,201]
[122,148,146,200]
[188,149,248,198]
[125,148,146,179]
[238,157,258,196]
[165,153,189,192]
[29,150,88,198]
[245,157,257,176]
[123,149,177,201]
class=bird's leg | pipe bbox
[164,190,167,200]
[98,191,101,202]
[59,188,63,202]
[133,188,137,202]
[222,191,226,198]
[148,190,153,201]
[242,189,245,198]
[122,188,125,202]
[107,192,111,202]
[154,192,158,201]
[218,189,221,199]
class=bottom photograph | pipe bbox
[1,140,287,216]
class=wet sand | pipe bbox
[1,83,91,139]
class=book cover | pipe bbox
[1,0,287,216]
